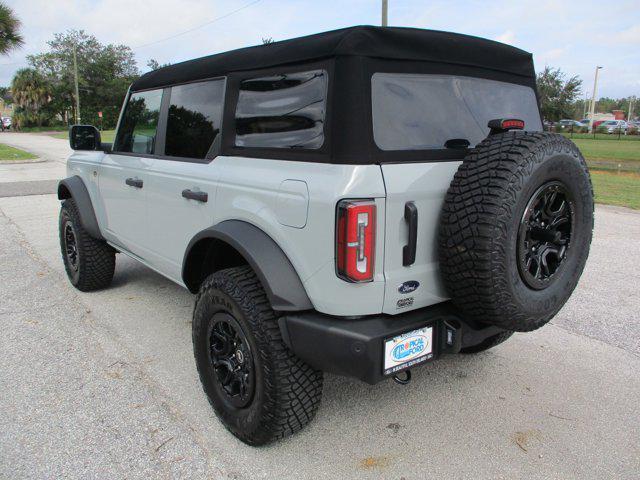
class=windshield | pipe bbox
[371,73,542,151]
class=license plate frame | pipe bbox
[383,325,434,375]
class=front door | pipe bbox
[99,88,164,257]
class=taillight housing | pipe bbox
[336,199,376,283]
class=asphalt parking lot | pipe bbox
[1,134,638,479]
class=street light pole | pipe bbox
[381,0,388,26]
[73,44,81,124]
[588,66,602,133]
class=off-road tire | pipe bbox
[59,198,115,291]
[460,331,514,354]
[192,266,323,446]
[439,132,593,332]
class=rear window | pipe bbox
[371,74,542,151]
[234,70,327,149]
[114,89,163,154]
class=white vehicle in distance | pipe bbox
[601,119,628,134]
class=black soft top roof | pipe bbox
[131,25,535,91]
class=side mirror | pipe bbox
[69,125,101,151]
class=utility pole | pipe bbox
[628,96,635,122]
[588,66,602,133]
[381,0,388,26]
[72,44,81,124]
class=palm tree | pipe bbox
[0,2,24,55]
[11,68,50,127]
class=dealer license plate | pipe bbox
[383,326,433,375]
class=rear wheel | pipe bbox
[59,199,115,291]
[439,132,593,332]
[192,266,323,446]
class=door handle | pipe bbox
[125,178,143,188]
[403,201,418,266]
[182,189,208,203]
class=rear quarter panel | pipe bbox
[213,156,387,316]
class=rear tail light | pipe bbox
[336,199,376,282]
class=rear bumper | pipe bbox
[279,302,506,384]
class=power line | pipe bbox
[132,0,263,50]
[0,1,263,69]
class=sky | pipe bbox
[1,0,639,99]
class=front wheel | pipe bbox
[192,266,323,446]
[59,199,115,291]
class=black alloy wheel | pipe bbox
[517,181,574,290]
[209,312,255,408]
[64,222,79,272]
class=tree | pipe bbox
[10,68,51,127]
[536,66,582,121]
[27,30,139,128]
[262,37,274,44]
[0,2,24,55]
[146,58,171,71]
[0,86,11,104]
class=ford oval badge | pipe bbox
[398,281,419,294]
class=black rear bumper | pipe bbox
[279,302,505,384]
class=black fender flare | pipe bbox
[183,220,313,312]
[57,176,103,240]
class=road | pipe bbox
[0,134,638,479]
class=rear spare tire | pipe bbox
[439,132,593,332]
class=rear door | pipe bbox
[372,73,543,314]
[143,78,226,282]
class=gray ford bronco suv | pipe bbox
[58,26,593,445]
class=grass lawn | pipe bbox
[560,133,640,173]
[18,126,68,133]
[0,143,38,161]
[591,171,640,210]
[53,129,116,143]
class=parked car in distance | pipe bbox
[556,119,584,132]
[559,119,582,127]
[1,117,11,130]
[600,120,628,134]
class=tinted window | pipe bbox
[372,74,542,151]
[114,89,163,154]
[235,70,327,149]
[165,79,225,159]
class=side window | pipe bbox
[114,89,163,154]
[165,79,225,159]
[234,70,327,149]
